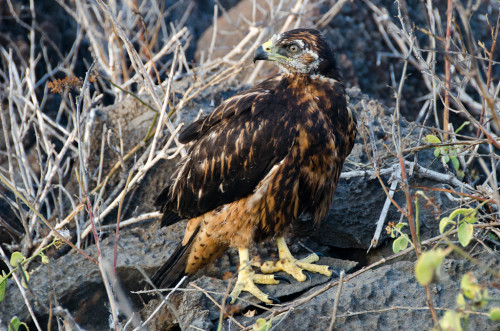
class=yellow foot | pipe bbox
[260,237,332,282]
[229,248,282,304]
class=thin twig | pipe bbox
[328,270,345,331]
[134,276,188,331]
[443,0,453,140]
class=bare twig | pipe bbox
[113,170,133,274]
[328,270,345,331]
[315,0,350,28]
[134,276,188,331]
[443,0,453,140]
[369,166,401,250]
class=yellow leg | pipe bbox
[260,237,332,281]
[229,248,280,304]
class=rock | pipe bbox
[144,251,500,330]
[228,252,500,330]
[144,257,357,330]
[293,87,457,250]
[0,224,185,329]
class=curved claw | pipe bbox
[328,267,339,278]
[225,296,233,306]
[267,295,281,304]
[303,270,312,282]
[315,251,325,257]
[273,275,291,284]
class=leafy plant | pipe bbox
[386,221,414,254]
[0,237,61,302]
[436,272,493,331]
[425,133,468,179]
[439,208,478,247]
[411,208,500,330]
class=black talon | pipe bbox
[315,251,325,257]
[304,270,313,282]
[328,267,339,278]
[274,275,291,284]
[267,295,281,304]
[225,296,233,306]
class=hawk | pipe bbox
[152,28,357,304]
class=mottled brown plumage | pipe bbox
[152,29,357,302]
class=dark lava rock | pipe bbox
[144,251,499,330]
[230,252,500,330]
[143,257,357,330]
[0,224,185,330]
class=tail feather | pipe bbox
[151,227,199,289]
[160,211,182,227]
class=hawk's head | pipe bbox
[254,29,339,79]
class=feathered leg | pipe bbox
[260,237,332,281]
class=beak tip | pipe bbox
[253,45,268,63]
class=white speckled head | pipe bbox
[255,29,341,79]
[270,29,329,74]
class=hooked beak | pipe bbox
[253,39,288,63]
[253,45,268,63]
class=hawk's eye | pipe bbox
[288,44,299,53]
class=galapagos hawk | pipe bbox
[152,28,357,304]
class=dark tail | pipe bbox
[151,227,199,289]
[154,186,183,227]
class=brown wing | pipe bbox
[156,74,298,223]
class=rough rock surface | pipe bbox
[142,253,500,330]
[228,254,500,330]
[143,257,357,330]
[0,224,184,329]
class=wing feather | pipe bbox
[158,74,296,219]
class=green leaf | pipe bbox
[8,317,28,331]
[426,135,441,144]
[458,223,474,247]
[396,222,406,230]
[461,273,481,301]
[456,294,466,308]
[451,156,460,171]
[434,148,441,158]
[10,252,24,268]
[415,249,447,286]
[439,311,462,331]
[253,318,272,331]
[444,155,450,163]
[463,215,477,224]
[489,307,500,321]
[439,217,455,234]
[392,236,409,253]
[0,271,7,303]
[449,208,476,220]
